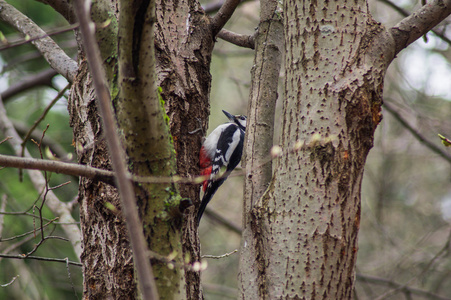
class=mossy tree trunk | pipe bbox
[68,0,210,298]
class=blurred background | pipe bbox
[1,0,451,299]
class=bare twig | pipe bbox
[0,0,77,82]
[217,29,255,49]
[202,249,238,259]
[379,0,451,45]
[22,126,54,257]
[0,69,58,103]
[383,101,451,164]
[0,23,79,51]
[72,1,159,299]
[389,0,451,56]
[204,208,242,235]
[0,275,19,287]
[147,249,207,272]
[356,273,451,300]
[0,154,114,185]
[65,257,80,300]
[34,0,76,24]
[20,83,71,159]
[210,0,241,36]
[12,120,70,160]
[0,195,7,238]
[0,253,82,266]
[0,218,58,242]
[0,135,324,187]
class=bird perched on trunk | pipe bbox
[197,110,246,226]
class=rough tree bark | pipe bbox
[153,0,214,296]
[68,0,187,298]
[239,0,451,298]
[68,0,235,298]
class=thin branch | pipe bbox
[0,275,19,287]
[0,69,58,103]
[203,0,251,14]
[383,101,451,164]
[12,120,71,161]
[0,195,6,238]
[0,253,82,267]
[34,0,76,24]
[22,128,59,258]
[217,29,255,49]
[0,134,325,187]
[389,0,451,56]
[210,0,241,36]
[146,249,207,272]
[356,273,451,300]
[202,249,238,259]
[0,0,77,82]
[0,218,58,242]
[379,0,451,45]
[204,208,242,235]
[20,83,71,159]
[72,1,159,299]
[0,233,35,258]
[0,154,114,185]
[64,257,80,300]
[0,22,79,51]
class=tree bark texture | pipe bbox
[69,61,137,299]
[67,1,141,297]
[154,0,215,298]
[115,0,188,298]
[67,0,215,297]
[69,0,187,297]
[239,3,284,297]
[239,0,394,298]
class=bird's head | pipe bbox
[222,110,247,131]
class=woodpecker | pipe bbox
[197,110,247,226]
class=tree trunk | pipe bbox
[239,0,392,298]
[69,61,138,298]
[154,1,215,298]
[68,0,199,297]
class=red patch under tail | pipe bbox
[199,146,212,192]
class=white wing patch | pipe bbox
[224,129,241,165]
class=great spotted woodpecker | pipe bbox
[197,110,247,225]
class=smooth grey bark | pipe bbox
[238,0,451,298]
[238,0,284,296]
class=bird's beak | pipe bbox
[222,110,235,122]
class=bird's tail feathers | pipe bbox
[196,179,225,226]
